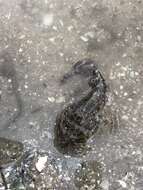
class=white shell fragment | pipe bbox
[117,180,127,188]
[42,13,54,27]
[35,156,48,172]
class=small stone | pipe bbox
[137,100,143,105]
[67,25,73,31]
[19,35,25,39]
[49,37,55,43]
[59,19,64,26]
[118,72,125,77]
[135,72,139,76]
[101,179,109,190]
[19,48,23,53]
[117,180,127,188]
[8,79,12,83]
[27,40,32,44]
[24,84,28,89]
[122,115,129,120]
[56,96,65,103]
[48,97,55,102]
[122,53,127,57]
[123,92,128,96]
[137,35,141,42]
[53,25,58,30]
[80,36,88,42]
[116,61,121,66]
[120,85,123,90]
[59,52,64,57]
[29,121,37,127]
[132,117,137,122]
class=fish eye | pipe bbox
[89,78,97,85]
[90,78,96,83]
[88,76,101,88]
[72,113,82,123]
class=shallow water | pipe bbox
[0,0,143,189]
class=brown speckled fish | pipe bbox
[54,59,107,155]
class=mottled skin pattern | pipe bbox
[0,51,23,129]
[0,51,24,188]
[0,137,23,189]
[54,59,107,155]
[74,160,102,189]
[0,137,23,166]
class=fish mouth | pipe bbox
[53,134,86,156]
